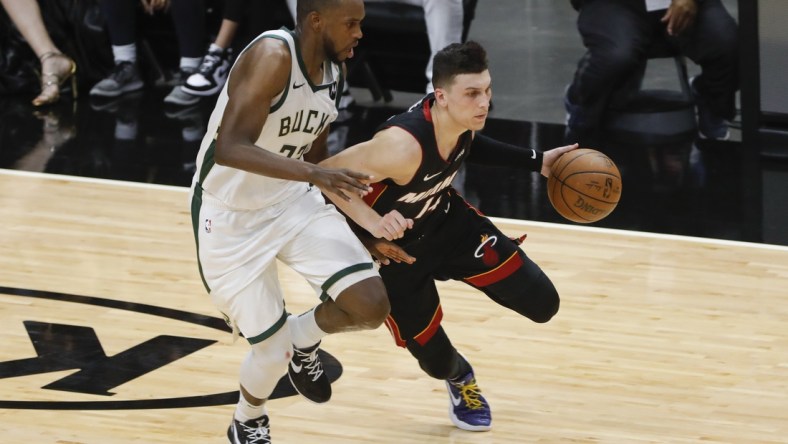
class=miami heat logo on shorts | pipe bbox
[474,234,499,266]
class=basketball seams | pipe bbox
[549,174,593,222]
[548,169,561,208]
[553,149,597,180]
[547,148,622,224]
[560,186,594,222]
[559,183,615,221]
[560,171,622,205]
[548,150,598,214]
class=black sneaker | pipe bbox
[90,61,144,98]
[164,68,200,106]
[227,415,271,444]
[288,342,331,403]
[183,47,232,96]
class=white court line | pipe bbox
[4,168,788,252]
[0,168,186,192]
[494,216,788,252]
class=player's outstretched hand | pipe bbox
[362,237,416,266]
[311,166,373,201]
[370,210,414,241]
[540,143,578,178]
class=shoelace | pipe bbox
[198,52,222,75]
[294,347,324,381]
[452,378,485,410]
[239,419,270,443]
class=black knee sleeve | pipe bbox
[405,328,463,380]
[487,260,560,323]
[522,270,560,323]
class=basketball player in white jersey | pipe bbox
[188,1,411,442]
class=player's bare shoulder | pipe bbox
[370,126,422,184]
[376,126,421,160]
[253,36,292,63]
[228,37,291,97]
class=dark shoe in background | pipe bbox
[690,76,730,141]
[182,47,233,97]
[89,61,144,98]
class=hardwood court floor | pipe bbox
[1,170,787,443]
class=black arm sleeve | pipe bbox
[467,133,544,172]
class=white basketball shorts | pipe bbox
[191,184,379,343]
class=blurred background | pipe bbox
[1,0,786,246]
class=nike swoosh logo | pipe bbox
[444,201,451,213]
[531,149,537,159]
[423,172,442,181]
[293,82,305,89]
[290,361,303,373]
[449,390,463,407]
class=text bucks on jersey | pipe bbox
[277,108,332,159]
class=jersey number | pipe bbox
[414,195,442,220]
[280,143,309,159]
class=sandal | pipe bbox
[32,51,77,107]
[33,110,77,147]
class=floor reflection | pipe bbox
[1,92,786,247]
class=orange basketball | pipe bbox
[547,148,622,223]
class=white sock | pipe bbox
[234,392,266,422]
[182,126,203,142]
[209,42,224,53]
[115,121,137,141]
[180,56,202,72]
[287,308,327,349]
[112,43,136,64]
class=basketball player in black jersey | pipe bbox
[319,41,578,431]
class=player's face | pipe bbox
[322,0,364,64]
[443,70,492,131]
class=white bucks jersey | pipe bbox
[192,28,343,210]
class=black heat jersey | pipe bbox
[363,94,472,245]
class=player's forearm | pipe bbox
[215,140,318,182]
[468,133,544,171]
[323,190,382,236]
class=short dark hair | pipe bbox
[296,0,343,24]
[432,41,489,89]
